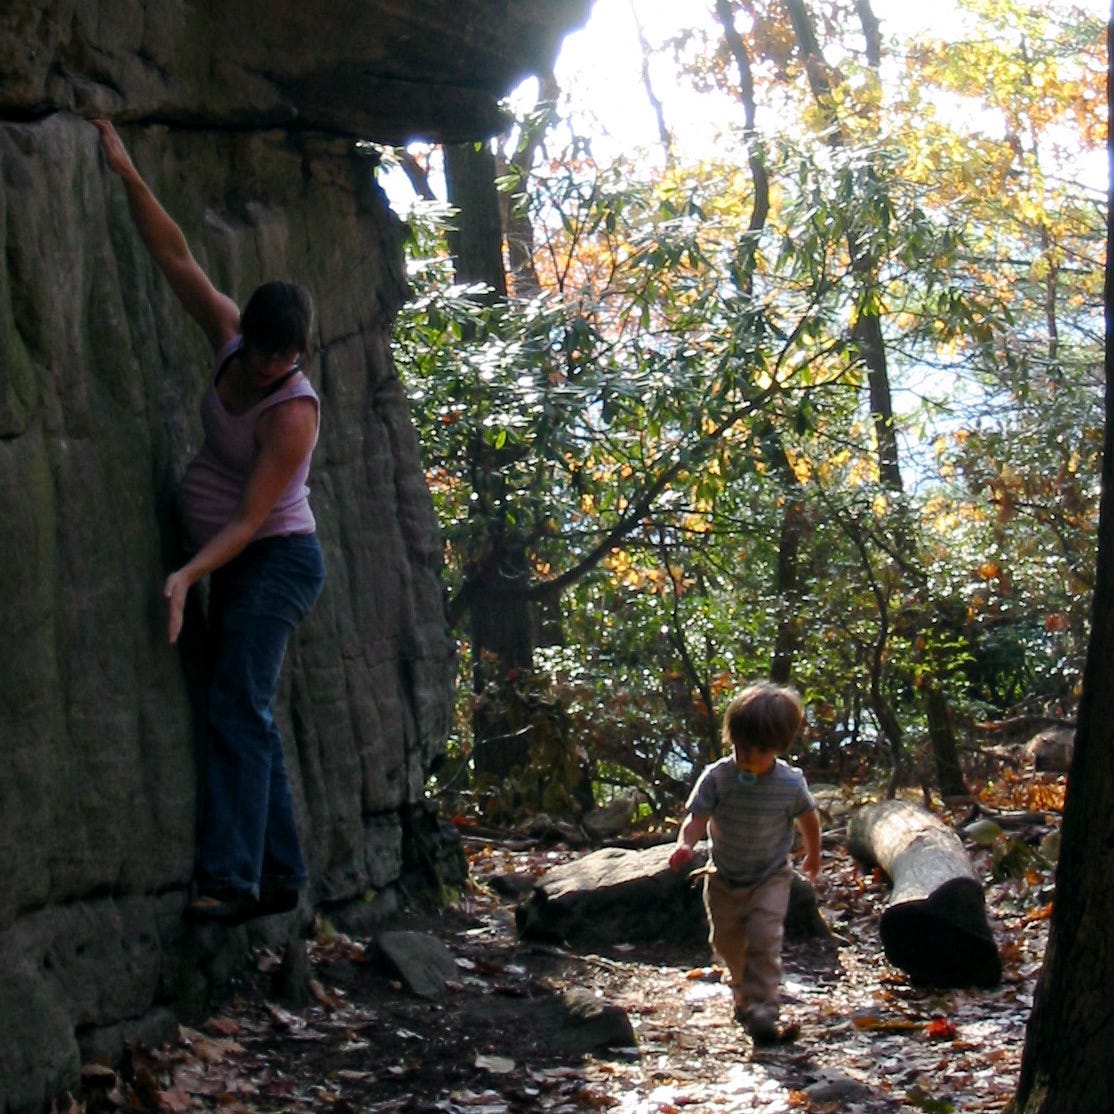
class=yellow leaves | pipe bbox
[602,546,631,578]
[788,450,812,484]
[682,512,712,535]
[812,445,878,489]
[976,561,1002,582]
[602,548,693,596]
[1013,193,1050,228]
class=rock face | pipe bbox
[0,3,589,1110]
[1,0,590,142]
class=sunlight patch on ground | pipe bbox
[617,1063,796,1113]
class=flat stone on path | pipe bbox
[556,986,637,1053]
[375,930,459,999]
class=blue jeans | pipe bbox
[196,533,325,897]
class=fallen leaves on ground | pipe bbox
[67,798,1056,1114]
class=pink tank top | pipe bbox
[179,337,319,550]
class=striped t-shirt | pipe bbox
[686,756,816,886]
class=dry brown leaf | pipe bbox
[572,1084,619,1109]
[181,1031,243,1064]
[264,1002,307,1031]
[853,1014,924,1032]
[154,1087,194,1114]
[206,1016,241,1036]
[309,977,345,1010]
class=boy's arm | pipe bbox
[796,808,822,880]
[669,812,709,871]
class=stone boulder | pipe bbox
[1025,726,1075,773]
[375,930,461,1000]
[556,987,637,1053]
[0,3,589,1109]
[1,0,590,143]
[515,844,830,950]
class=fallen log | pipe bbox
[514,843,830,949]
[847,800,1001,987]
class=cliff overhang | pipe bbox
[1,0,591,142]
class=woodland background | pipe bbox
[386,0,1105,824]
[376,4,1112,1108]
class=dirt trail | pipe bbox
[79,833,1050,1114]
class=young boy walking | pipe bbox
[670,682,821,1044]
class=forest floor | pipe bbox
[72,778,1060,1114]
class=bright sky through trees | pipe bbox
[382,1,1107,216]
[390,0,1107,809]
[550,0,1108,169]
[512,0,1103,490]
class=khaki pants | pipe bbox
[703,865,793,1022]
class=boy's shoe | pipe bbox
[751,1019,801,1045]
[746,1014,779,1044]
[735,1007,800,1046]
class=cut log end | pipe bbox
[880,878,1002,987]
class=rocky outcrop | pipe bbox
[0,3,589,1110]
[1,0,589,142]
[515,844,832,949]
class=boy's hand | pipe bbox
[801,849,822,881]
[669,844,695,872]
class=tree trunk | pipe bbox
[712,7,804,686]
[848,800,1001,987]
[925,683,968,798]
[444,141,507,298]
[852,312,902,491]
[497,70,558,297]
[1008,21,1114,1105]
[468,543,536,780]
[781,0,902,491]
[443,142,536,780]
[769,447,809,686]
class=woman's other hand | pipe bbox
[163,569,192,644]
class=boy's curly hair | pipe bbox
[722,682,804,754]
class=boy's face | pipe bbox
[734,744,778,779]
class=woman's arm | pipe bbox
[92,120,239,353]
[162,398,318,642]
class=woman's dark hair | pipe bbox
[240,281,314,356]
